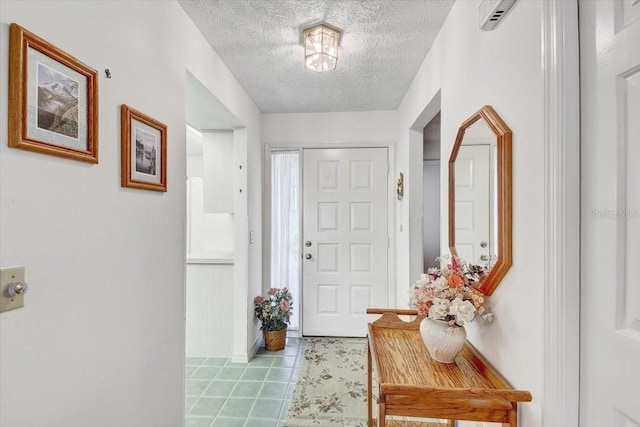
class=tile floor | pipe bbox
[185,337,303,427]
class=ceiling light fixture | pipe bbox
[303,24,341,72]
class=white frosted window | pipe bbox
[270,151,301,329]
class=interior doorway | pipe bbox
[408,90,441,287]
[423,112,441,270]
[184,71,246,364]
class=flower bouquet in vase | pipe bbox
[254,287,293,351]
[409,256,493,363]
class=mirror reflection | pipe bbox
[453,119,497,270]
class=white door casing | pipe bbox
[580,0,640,425]
[453,144,491,265]
[302,148,388,337]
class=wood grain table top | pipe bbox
[367,309,532,404]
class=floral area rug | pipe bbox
[285,337,369,426]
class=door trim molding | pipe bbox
[263,143,395,333]
[542,1,580,425]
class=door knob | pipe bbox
[305,253,312,260]
[480,255,489,261]
[480,241,488,248]
[305,241,312,247]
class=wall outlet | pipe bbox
[0,266,26,313]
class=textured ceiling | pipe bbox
[178,0,454,114]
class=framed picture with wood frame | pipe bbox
[8,23,99,163]
[121,105,167,192]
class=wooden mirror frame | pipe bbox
[448,105,512,296]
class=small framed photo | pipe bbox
[121,105,167,192]
[8,23,98,163]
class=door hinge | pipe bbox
[387,237,390,248]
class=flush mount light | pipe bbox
[303,24,341,72]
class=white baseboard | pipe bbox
[247,334,263,360]
[286,328,302,339]
[231,351,249,364]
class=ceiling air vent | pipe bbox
[479,0,517,31]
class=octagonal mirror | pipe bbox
[448,105,512,296]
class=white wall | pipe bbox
[185,263,234,357]
[187,178,235,258]
[262,111,398,146]
[203,131,234,213]
[186,129,235,258]
[396,1,544,425]
[0,1,260,426]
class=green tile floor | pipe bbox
[185,337,303,427]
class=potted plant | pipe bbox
[254,287,293,351]
[409,256,493,363]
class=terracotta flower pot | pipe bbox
[263,328,287,351]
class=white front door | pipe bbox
[580,0,640,425]
[302,148,388,337]
[453,144,491,264]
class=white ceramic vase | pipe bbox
[419,317,466,363]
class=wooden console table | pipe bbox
[366,309,532,427]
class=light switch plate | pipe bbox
[0,266,26,313]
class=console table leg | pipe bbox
[367,343,373,427]
[379,401,386,427]
[503,403,517,427]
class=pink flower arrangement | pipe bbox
[254,287,293,331]
[409,256,493,326]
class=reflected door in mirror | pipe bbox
[454,144,491,265]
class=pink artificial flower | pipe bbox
[254,296,264,304]
[268,288,278,295]
[414,287,436,316]
[417,302,432,317]
[280,300,290,311]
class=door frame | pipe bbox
[263,142,395,336]
[542,0,581,425]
